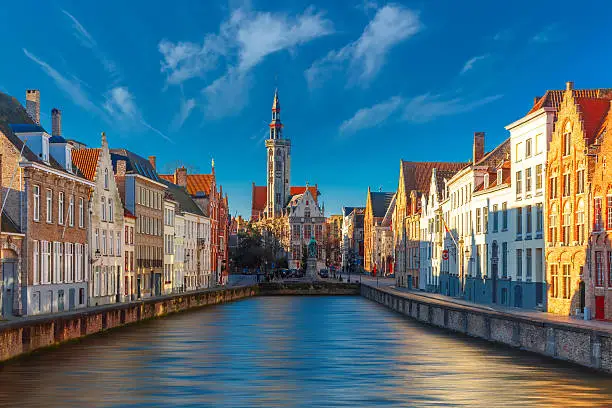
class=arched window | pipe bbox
[563,122,572,156]
[104,168,109,189]
[576,199,585,244]
[304,207,311,218]
[562,201,571,245]
[549,203,558,244]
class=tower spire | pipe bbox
[269,88,283,139]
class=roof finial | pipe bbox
[379,186,383,192]
[101,131,107,146]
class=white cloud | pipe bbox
[61,9,120,79]
[460,55,488,74]
[531,24,558,43]
[171,98,196,130]
[202,69,250,119]
[402,93,503,123]
[306,5,421,88]
[104,87,173,143]
[339,96,403,134]
[23,48,99,113]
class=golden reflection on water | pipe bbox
[0,296,610,407]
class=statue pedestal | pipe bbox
[306,257,318,279]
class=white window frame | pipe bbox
[59,192,64,225]
[46,189,53,223]
[33,185,40,222]
[79,198,84,228]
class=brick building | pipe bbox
[364,188,394,273]
[123,209,136,300]
[546,82,612,317]
[0,90,94,316]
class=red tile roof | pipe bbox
[527,89,612,115]
[250,185,319,220]
[71,148,101,182]
[575,97,612,143]
[124,208,136,219]
[159,174,215,196]
[401,161,466,195]
[290,186,318,199]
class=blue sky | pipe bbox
[1,1,611,217]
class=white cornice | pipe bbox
[20,162,95,187]
[505,107,555,130]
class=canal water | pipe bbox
[0,296,610,407]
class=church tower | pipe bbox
[265,89,291,217]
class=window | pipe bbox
[79,197,84,228]
[101,197,106,221]
[536,165,543,190]
[104,168,109,189]
[46,189,53,223]
[563,264,571,299]
[516,249,522,279]
[563,174,570,197]
[304,208,311,218]
[576,200,585,244]
[476,208,481,233]
[525,168,532,193]
[562,202,571,245]
[516,207,523,237]
[563,122,572,156]
[550,265,559,298]
[549,204,558,244]
[516,142,523,162]
[595,197,604,231]
[501,242,508,278]
[102,230,107,255]
[535,133,544,154]
[492,204,498,232]
[95,229,100,252]
[608,196,612,230]
[33,185,40,221]
[69,195,74,227]
[550,176,558,199]
[526,248,532,280]
[53,242,62,283]
[65,243,74,282]
[576,170,585,194]
[41,241,51,284]
[109,231,114,256]
[75,244,83,282]
[609,252,612,288]
[33,240,40,284]
[516,171,522,196]
[526,205,532,235]
[502,202,508,231]
[125,226,129,245]
[595,251,605,287]
[536,203,543,236]
[483,207,488,233]
[57,192,65,225]
[525,138,532,158]
[108,198,113,222]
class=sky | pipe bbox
[1,1,612,218]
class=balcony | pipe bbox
[136,259,163,269]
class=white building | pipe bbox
[173,213,185,293]
[163,196,177,294]
[287,188,326,270]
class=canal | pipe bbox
[0,296,610,407]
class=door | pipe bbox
[137,277,142,299]
[2,262,15,317]
[514,285,523,308]
[69,288,76,310]
[491,242,498,304]
[595,296,605,320]
[579,281,586,313]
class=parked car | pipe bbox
[319,269,329,278]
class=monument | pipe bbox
[307,236,318,279]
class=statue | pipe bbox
[308,236,317,258]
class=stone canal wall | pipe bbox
[258,281,360,296]
[0,285,259,362]
[361,285,612,374]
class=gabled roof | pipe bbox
[160,179,204,216]
[575,97,612,143]
[290,186,318,199]
[251,185,267,217]
[381,194,396,227]
[527,88,612,115]
[401,161,467,196]
[110,148,160,182]
[158,173,214,196]
[475,138,511,168]
[369,191,395,218]
[72,148,101,182]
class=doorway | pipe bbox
[579,281,586,313]
[595,296,605,320]
[2,261,16,317]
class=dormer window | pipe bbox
[42,137,49,162]
[497,169,503,183]
[66,147,72,172]
[104,169,109,189]
[484,174,489,189]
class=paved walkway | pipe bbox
[366,282,612,334]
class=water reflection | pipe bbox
[0,296,610,407]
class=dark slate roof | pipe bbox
[110,148,161,182]
[0,92,86,178]
[160,179,204,216]
[1,213,21,234]
[355,212,365,228]
[49,135,68,143]
[370,192,395,218]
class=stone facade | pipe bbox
[123,210,136,301]
[286,188,326,270]
[163,196,177,295]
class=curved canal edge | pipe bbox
[0,281,361,363]
[361,284,612,375]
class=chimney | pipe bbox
[116,160,127,177]
[566,81,574,91]
[148,155,156,170]
[473,132,485,164]
[175,166,187,187]
[51,108,62,137]
[26,89,40,125]
[533,96,540,106]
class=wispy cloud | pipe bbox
[493,29,513,41]
[531,24,559,43]
[339,96,402,134]
[103,87,173,143]
[356,0,378,14]
[160,6,333,119]
[23,48,100,113]
[306,5,422,89]
[170,98,196,130]
[460,55,488,74]
[61,9,120,79]
[402,93,503,123]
